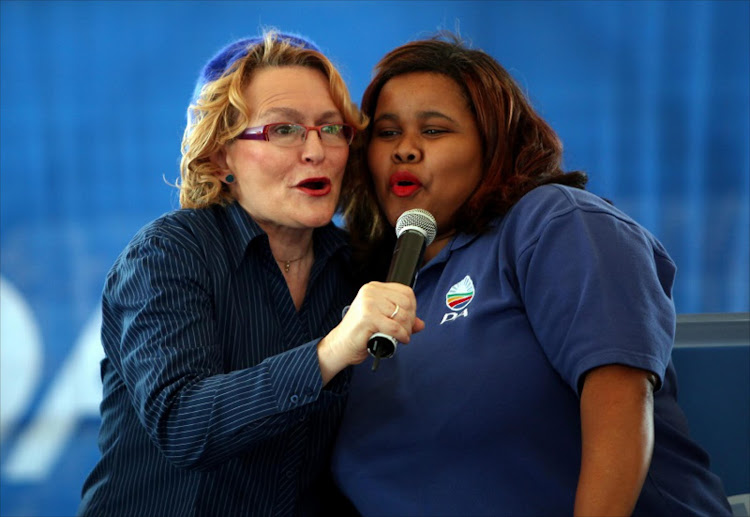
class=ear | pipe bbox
[210,147,229,171]
[210,148,234,184]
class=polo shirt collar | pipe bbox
[424,219,501,270]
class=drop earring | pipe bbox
[225,174,235,184]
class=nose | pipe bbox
[392,136,422,163]
[301,128,325,164]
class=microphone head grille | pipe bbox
[395,209,438,246]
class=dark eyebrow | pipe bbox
[373,111,457,124]
[372,113,399,124]
[416,110,457,123]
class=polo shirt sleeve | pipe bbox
[513,194,676,395]
[102,223,340,471]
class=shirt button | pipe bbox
[290,394,299,404]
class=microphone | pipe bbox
[367,208,437,371]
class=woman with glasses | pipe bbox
[78,31,421,517]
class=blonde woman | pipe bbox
[78,31,421,517]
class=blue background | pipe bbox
[1,1,748,515]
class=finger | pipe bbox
[383,306,421,342]
[382,319,413,344]
[386,291,417,315]
[385,299,418,328]
[368,281,417,303]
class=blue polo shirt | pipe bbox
[332,184,730,516]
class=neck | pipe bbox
[272,237,314,311]
[423,231,454,264]
[275,239,314,273]
[258,221,315,267]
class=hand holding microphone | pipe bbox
[315,209,436,381]
[367,208,437,371]
[316,281,421,384]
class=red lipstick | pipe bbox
[389,171,422,197]
[296,177,331,197]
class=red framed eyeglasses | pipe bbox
[237,123,356,147]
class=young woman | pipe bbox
[333,34,732,517]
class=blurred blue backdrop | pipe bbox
[1,1,748,515]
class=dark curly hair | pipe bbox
[341,33,587,280]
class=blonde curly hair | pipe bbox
[179,30,367,209]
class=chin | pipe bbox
[303,209,337,228]
[386,204,423,227]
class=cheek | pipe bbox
[331,148,349,177]
[226,144,265,174]
[368,145,391,201]
[367,142,389,178]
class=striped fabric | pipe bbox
[78,202,356,517]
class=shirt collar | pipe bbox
[423,219,500,270]
[224,201,266,262]
[223,201,350,270]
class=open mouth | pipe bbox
[390,171,422,197]
[296,177,331,196]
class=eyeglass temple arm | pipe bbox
[236,130,267,141]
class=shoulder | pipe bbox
[494,185,673,267]
[511,184,635,226]
[501,185,646,244]
[129,206,226,250]
[107,207,233,280]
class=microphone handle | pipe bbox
[367,333,398,372]
[366,230,427,371]
[385,230,427,286]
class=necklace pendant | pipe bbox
[284,261,291,273]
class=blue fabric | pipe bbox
[332,185,731,516]
[189,32,320,121]
[78,202,355,517]
[1,3,748,515]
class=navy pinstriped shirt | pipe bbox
[78,201,357,517]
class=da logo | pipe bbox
[441,275,474,324]
[445,275,475,311]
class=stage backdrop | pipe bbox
[1,1,748,515]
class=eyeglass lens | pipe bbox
[268,124,353,147]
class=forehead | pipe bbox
[375,72,468,115]
[245,65,338,120]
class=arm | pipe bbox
[574,364,656,517]
[107,228,421,470]
[509,190,674,514]
[106,229,342,471]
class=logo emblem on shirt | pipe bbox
[441,275,474,325]
[445,275,475,311]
